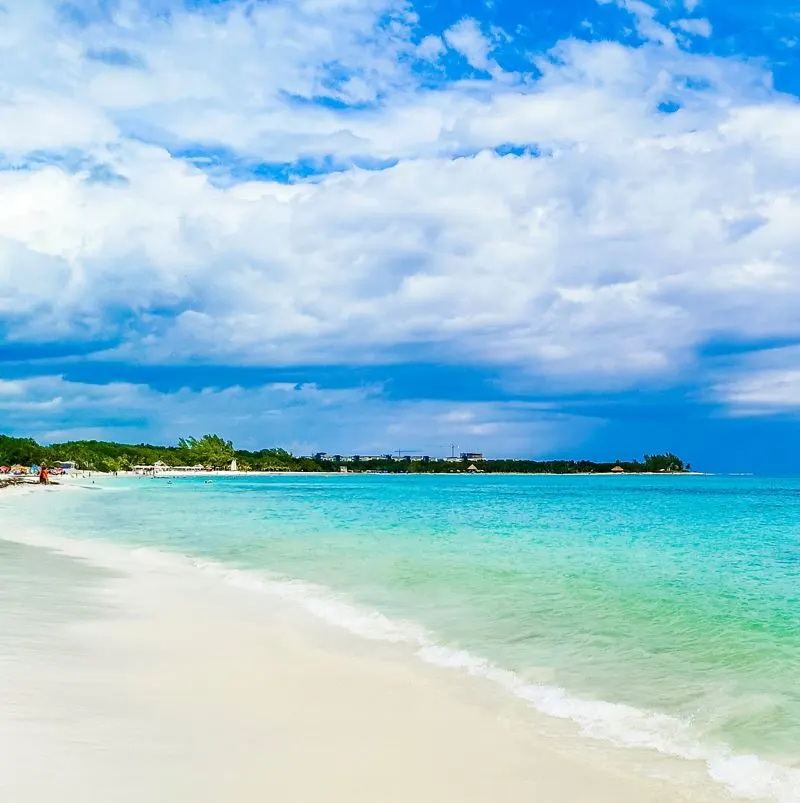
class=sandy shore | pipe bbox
[51,469,707,480]
[0,523,730,803]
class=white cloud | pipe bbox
[0,0,798,409]
[611,0,677,48]
[718,368,800,416]
[443,18,495,71]
[417,35,446,61]
[0,375,602,457]
[675,18,712,38]
[713,347,800,416]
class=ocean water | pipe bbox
[3,474,799,800]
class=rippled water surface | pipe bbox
[5,474,799,799]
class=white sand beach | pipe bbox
[0,508,731,803]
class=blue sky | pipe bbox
[2,0,800,471]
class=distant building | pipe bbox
[311,453,428,463]
[611,465,625,473]
[460,452,484,461]
[132,462,169,475]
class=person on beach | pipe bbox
[38,465,49,485]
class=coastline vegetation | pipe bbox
[0,434,688,474]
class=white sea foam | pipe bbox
[2,526,798,803]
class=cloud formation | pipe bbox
[0,374,599,457]
[0,0,799,451]
[713,346,800,417]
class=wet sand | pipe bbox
[0,524,731,803]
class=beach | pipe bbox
[1,476,797,803]
[0,521,726,803]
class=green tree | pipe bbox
[643,453,685,472]
[178,434,235,468]
[0,436,46,466]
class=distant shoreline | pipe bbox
[103,469,709,478]
[0,469,708,488]
[1,435,691,476]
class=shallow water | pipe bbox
[4,474,799,800]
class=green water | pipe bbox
[3,474,799,799]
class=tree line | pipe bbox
[0,434,317,473]
[0,434,688,474]
[312,453,687,474]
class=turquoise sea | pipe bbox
[4,474,799,800]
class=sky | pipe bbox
[1,0,800,471]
